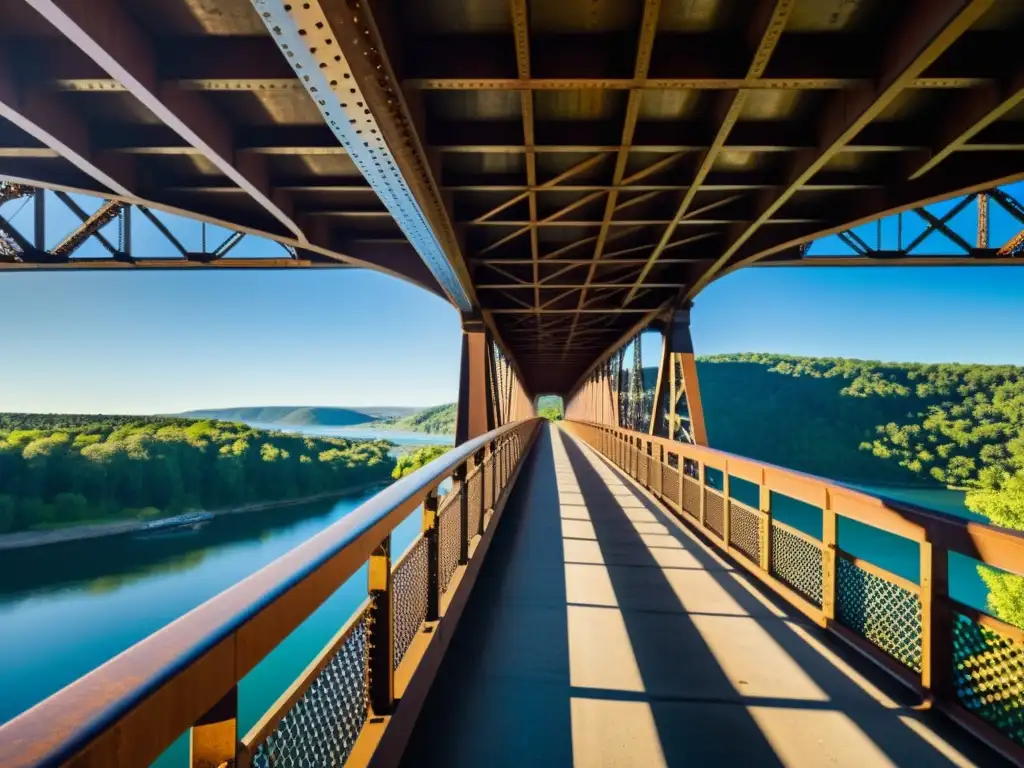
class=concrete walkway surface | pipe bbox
[402,424,1008,767]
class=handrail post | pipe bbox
[190,685,238,768]
[920,540,953,700]
[698,460,707,528]
[368,533,394,715]
[722,466,731,547]
[424,491,440,622]
[821,491,837,623]
[759,483,772,573]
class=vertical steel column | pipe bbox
[122,204,131,256]
[423,491,440,622]
[649,327,670,435]
[368,534,393,715]
[190,687,237,768]
[977,192,989,249]
[456,320,490,446]
[663,305,708,445]
[33,189,44,250]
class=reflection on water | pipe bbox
[0,488,422,733]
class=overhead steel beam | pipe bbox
[910,67,1024,179]
[622,0,795,307]
[564,0,663,355]
[510,0,540,311]
[250,0,474,311]
[686,0,993,300]
[0,54,132,195]
[29,0,304,242]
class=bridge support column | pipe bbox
[455,320,492,446]
[650,306,707,445]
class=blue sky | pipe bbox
[0,189,1022,413]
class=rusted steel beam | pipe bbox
[471,154,604,224]
[0,56,133,195]
[688,0,994,301]
[622,0,795,307]
[910,67,1024,179]
[29,0,303,241]
[510,0,540,311]
[565,0,666,355]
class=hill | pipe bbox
[368,403,456,435]
[180,406,379,427]
[0,415,395,534]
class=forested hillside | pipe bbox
[697,354,1024,531]
[0,415,395,534]
[180,406,379,427]
[370,403,456,435]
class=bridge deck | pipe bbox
[402,424,1006,767]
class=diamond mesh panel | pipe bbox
[638,451,649,486]
[704,489,725,537]
[770,525,823,607]
[467,470,482,540]
[663,467,680,508]
[439,487,462,592]
[483,460,494,516]
[836,558,922,672]
[682,477,700,519]
[728,501,761,564]
[252,612,368,768]
[952,612,1024,746]
[392,537,428,670]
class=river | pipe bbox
[0,428,448,764]
[0,427,1000,762]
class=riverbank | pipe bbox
[0,481,390,552]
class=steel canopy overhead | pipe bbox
[3,0,1024,394]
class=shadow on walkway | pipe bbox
[401,425,1008,767]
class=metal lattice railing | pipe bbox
[952,612,1024,746]
[392,537,429,670]
[439,486,463,593]
[467,468,483,542]
[682,477,700,519]
[703,489,725,538]
[561,420,1024,760]
[836,558,922,672]
[728,501,761,565]
[251,611,369,768]
[771,524,824,607]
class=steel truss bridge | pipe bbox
[0,1,1023,767]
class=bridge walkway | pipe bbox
[401,424,1006,767]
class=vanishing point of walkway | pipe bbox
[403,424,1007,767]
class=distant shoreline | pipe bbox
[0,481,389,552]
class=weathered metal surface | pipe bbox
[3,0,1024,392]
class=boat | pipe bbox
[138,511,214,535]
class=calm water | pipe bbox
[0,428,443,764]
[0,427,1002,763]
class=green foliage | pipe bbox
[696,353,1024,628]
[392,445,451,480]
[0,414,396,533]
[537,396,563,421]
[371,403,457,435]
[978,566,1024,630]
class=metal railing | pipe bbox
[0,419,542,768]
[562,420,1024,763]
